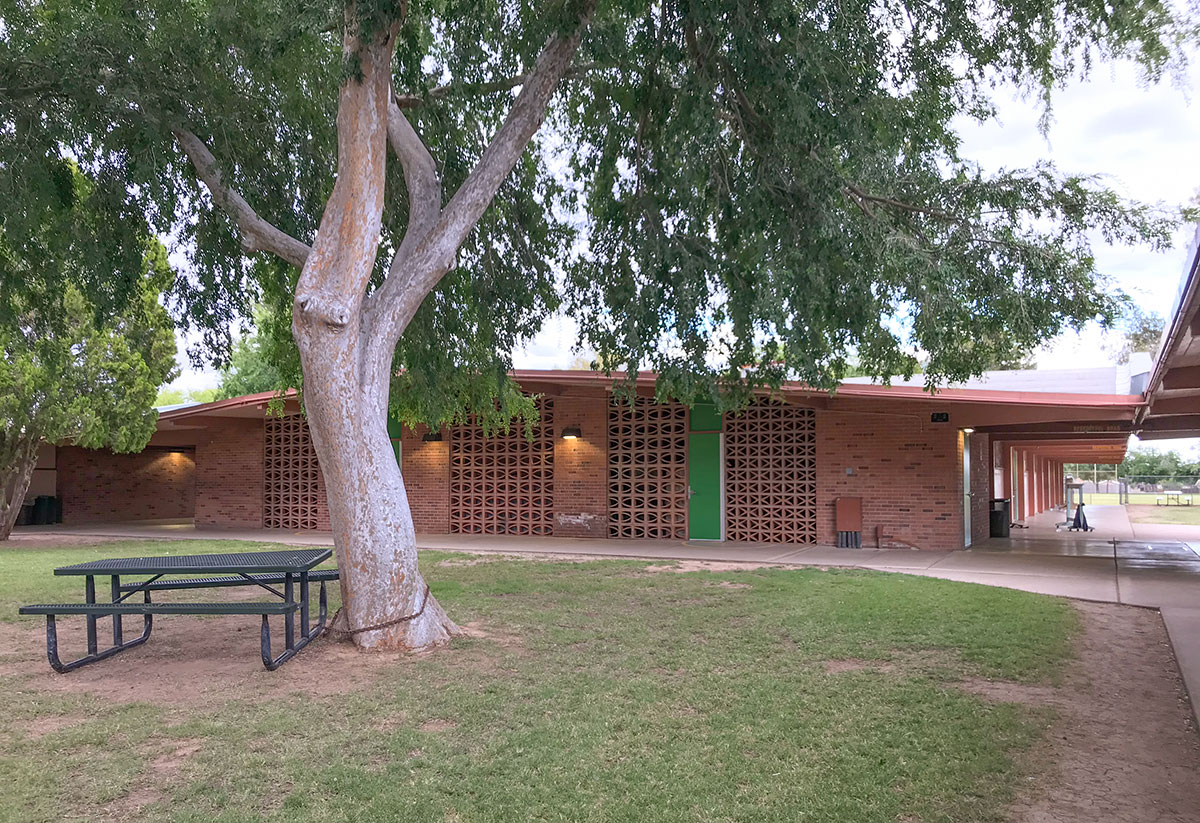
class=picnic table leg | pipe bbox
[300,571,310,637]
[284,573,295,651]
[110,575,123,646]
[85,576,98,656]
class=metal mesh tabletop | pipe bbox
[54,548,333,576]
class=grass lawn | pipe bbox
[1126,504,1200,526]
[0,539,1079,823]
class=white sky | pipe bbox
[166,49,1200,456]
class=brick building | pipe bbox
[50,368,1146,551]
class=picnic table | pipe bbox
[18,549,338,673]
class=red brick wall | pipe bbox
[401,426,450,533]
[552,396,609,537]
[58,447,196,523]
[194,417,264,529]
[969,433,992,546]
[815,409,964,551]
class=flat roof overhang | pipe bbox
[153,376,1139,465]
[1139,224,1200,438]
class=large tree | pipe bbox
[0,165,178,539]
[2,0,1189,648]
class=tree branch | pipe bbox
[392,62,608,109]
[171,126,313,268]
[841,183,959,223]
[368,3,598,346]
[385,95,442,261]
[361,95,444,341]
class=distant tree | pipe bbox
[0,165,177,538]
[1118,306,1166,362]
[155,387,220,406]
[1116,449,1200,486]
[154,387,188,406]
[189,388,220,403]
[215,308,291,399]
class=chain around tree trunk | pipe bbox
[324,583,432,638]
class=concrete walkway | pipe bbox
[18,517,1200,607]
[13,518,1200,722]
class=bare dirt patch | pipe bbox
[419,718,457,733]
[955,677,1059,707]
[643,560,785,574]
[149,738,204,778]
[458,620,524,649]
[92,738,203,820]
[24,714,86,740]
[1007,601,1200,823]
[0,613,511,708]
[822,658,898,674]
[820,649,956,677]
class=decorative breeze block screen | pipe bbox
[725,401,817,543]
[608,398,687,539]
[449,398,555,535]
[264,415,321,530]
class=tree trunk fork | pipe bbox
[284,3,596,651]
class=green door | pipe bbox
[688,432,723,540]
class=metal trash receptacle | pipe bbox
[989,498,1011,538]
[32,495,54,525]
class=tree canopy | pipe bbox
[212,307,291,400]
[1118,450,1199,486]
[2,0,1190,419]
[0,163,178,537]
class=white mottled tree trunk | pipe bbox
[179,1,593,651]
[298,352,458,649]
[0,438,39,541]
[291,23,458,650]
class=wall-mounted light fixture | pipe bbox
[422,431,443,442]
[962,427,975,435]
[560,426,582,440]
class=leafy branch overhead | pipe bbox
[1,0,1191,418]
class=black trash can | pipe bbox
[52,496,63,523]
[989,498,1011,538]
[16,502,34,527]
[32,495,54,525]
